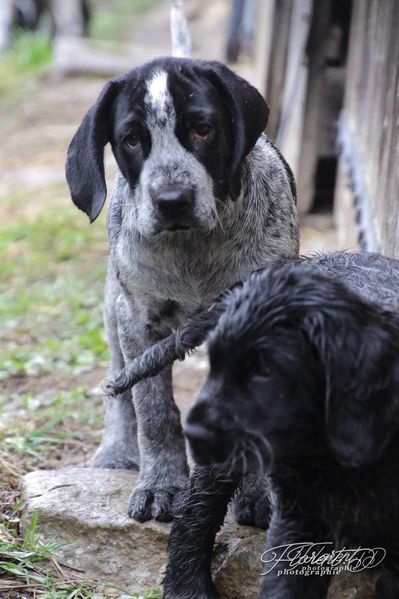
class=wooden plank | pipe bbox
[263,0,293,140]
[334,0,399,257]
[252,0,275,97]
[275,0,313,181]
[383,0,399,255]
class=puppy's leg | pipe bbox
[259,512,331,598]
[163,465,239,599]
[128,366,188,521]
[107,300,225,396]
[114,295,188,521]
[234,472,272,530]
[92,268,139,470]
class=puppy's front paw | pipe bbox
[234,473,271,529]
[128,486,185,522]
[91,441,139,471]
[234,493,271,529]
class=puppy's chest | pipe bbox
[115,238,249,313]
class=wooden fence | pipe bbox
[334,0,399,256]
[253,0,399,255]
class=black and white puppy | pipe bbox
[131,251,399,599]
[65,56,299,522]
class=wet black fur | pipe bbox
[159,252,399,599]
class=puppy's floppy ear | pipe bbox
[205,62,269,199]
[65,79,122,222]
[305,302,399,467]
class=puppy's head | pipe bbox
[65,57,269,235]
[185,263,399,472]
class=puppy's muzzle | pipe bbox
[152,185,195,231]
[185,402,237,466]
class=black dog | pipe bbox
[109,251,399,598]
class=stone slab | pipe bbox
[20,468,374,598]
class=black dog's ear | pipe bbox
[306,303,399,467]
[65,79,122,222]
[205,62,269,199]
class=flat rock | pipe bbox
[20,468,169,594]
[20,468,374,598]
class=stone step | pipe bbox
[20,468,374,598]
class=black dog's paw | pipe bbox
[233,473,272,529]
[234,492,271,529]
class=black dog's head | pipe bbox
[185,262,399,471]
[65,57,269,234]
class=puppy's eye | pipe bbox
[192,123,212,141]
[124,135,140,150]
[250,356,273,381]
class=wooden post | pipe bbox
[274,0,313,185]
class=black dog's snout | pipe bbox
[185,401,236,466]
[155,187,193,212]
[185,422,214,444]
[186,401,216,433]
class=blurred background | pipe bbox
[0,1,398,596]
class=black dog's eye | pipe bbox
[124,134,140,150]
[192,123,212,141]
[252,372,273,383]
[249,354,273,381]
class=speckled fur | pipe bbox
[65,57,298,522]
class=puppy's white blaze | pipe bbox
[147,70,169,111]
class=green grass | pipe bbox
[0,185,109,380]
[90,0,161,42]
[0,185,164,595]
[0,384,104,458]
[0,30,52,96]
[0,185,107,494]
[0,508,163,597]
[0,1,166,595]
[0,179,152,599]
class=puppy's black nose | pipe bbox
[154,187,193,213]
[185,421,221,466]
[185,404,236,466]
[185,422,214,444]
